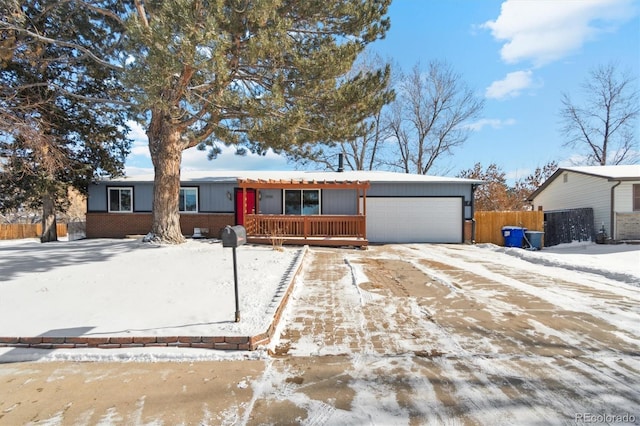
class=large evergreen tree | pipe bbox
[123,0,391,243]
[285,51,394,171]
[0,0,131,242]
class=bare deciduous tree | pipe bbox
[458,161,558,211]
[387,61,484,174]
[560,62,639,165]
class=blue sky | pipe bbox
[124,0,640,180]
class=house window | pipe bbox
[179,187,198,212]
[284,189,320,215]
[108,187,133,212]
[634,184,640,211]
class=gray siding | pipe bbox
[199,182,235,212]
[257,189,282,214]
[322,189,358,215]
[88,183,108,211]
[87,182,155,212]
[134,183,154,211]
[88,181,235,212]
[368,182,472,197]
[89,179,477,219]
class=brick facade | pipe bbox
[616,212,640,240]
[86,212,235,239]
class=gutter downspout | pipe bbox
[610,180,621,241]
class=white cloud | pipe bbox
[482,0,636,66]
[126,120,150,158]
[130,141,150,157]
[505,167,531,182]
[558,147,640,167]
[485,70,534,99]
[180,145,293,172]
[127,120,148,142]
[124,119,295,177]
[558,154,588,168]
[467,118,517,131]
[123,165,154,177]
[125,145,294,177]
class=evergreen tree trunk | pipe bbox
[40,193,58,243]
[146,111,185,244]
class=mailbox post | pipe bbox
[222,225,246,322]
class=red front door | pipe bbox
[235,188,256,225]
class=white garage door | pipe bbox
[364,197,462,243]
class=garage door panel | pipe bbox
[364,197,462,243]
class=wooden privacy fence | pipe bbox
[474,211,544,246]
[0,223,67,240]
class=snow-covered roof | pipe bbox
[109,170,484,185]
[562,165,640,180]
[527,164,640,200]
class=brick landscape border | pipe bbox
[0,246,307,352]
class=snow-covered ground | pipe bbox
[495,240,639,285]
[246,242,640,425]
[0,238,302,362]
[0,237,637,363]
[1,238,638,425]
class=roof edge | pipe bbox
[527,166,640,201]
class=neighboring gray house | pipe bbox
[528,165,640,241]
[87,170,483,246]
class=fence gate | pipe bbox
[543,208,595,247]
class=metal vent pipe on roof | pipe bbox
[338,153,344,172]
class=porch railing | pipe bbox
[244,214,366,239]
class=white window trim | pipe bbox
[108,187,133,213]
[179,187,199,213]
[283,189,321,215]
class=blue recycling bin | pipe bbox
[524,231,544,250]
[501,226,526,247]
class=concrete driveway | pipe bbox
[1,244,639,425]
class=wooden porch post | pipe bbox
[255,189,260,214]
[362,187,367,240]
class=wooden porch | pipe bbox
[238,177,370,248]
[244,214,368,248]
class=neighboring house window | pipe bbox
[634,184,640,211]
[284,189,320,215]
[179,187,198,212]
[108,187,133,212]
